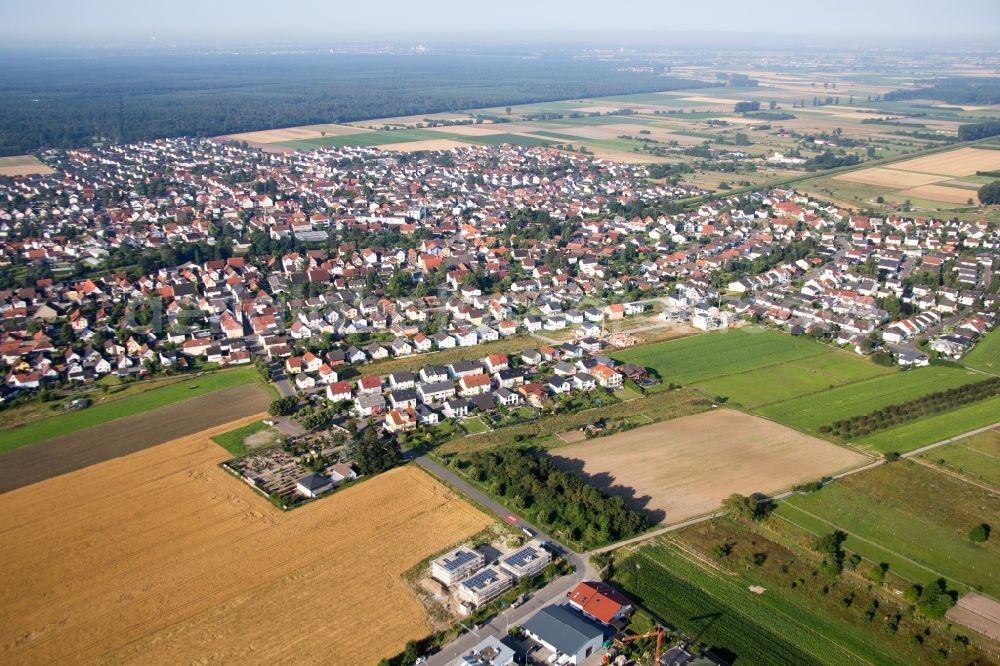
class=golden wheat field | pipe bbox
[0,155,54,176]
[0,419,490,665]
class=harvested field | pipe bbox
[889,147,1000,177]
[833,167,945,188]
[948,593,1000,642]
[547,410,867,525]
[376,138,471,152]
[0,155,53,176]
[425,125,504,136]
[225,124,370,144]
[679,95,742,105]
[580,148,670,164]
[899,183,979,204]
[0,431,490,665]
[0,382,272,493]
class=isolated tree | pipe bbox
[917,579,957,619]
[969,523,991,543]
[722,493,758,521]
[813,530,847,576]
[268,396,298,416]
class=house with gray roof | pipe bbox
[522,604,604,665]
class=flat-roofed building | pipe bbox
[430,545,485,586]
[499,540,551,580]
[456,566,513,607]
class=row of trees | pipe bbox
[451,448,648,549]
[957,120,1000,142]
[820,376,1000,439]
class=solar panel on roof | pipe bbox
[504,546,540,567]
[442,549,479,572]
[462,568,502,589]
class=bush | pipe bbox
[968,523,991,543]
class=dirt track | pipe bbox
[0,423,489,665]
[0,383,271,493]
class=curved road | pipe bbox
[412,418,1000,664]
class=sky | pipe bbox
[3,0,999,47]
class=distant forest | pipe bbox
[0,51,704,156]
[884,77,1000,105]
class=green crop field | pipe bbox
[615,544,881,666]
[468,133,556,147]
[963,329,1000,374]
[778,460,1000,597]
[0,367,270,453]
[694,352,891,408]
[612,328,827,387]
[756,366,982,433]
[920,429,1000,488]
[695,363,838,407]
[850,395,1000,454]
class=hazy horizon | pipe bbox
[4,0,1000,48]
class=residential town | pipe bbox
[2,139,996,407]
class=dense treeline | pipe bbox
[884,78,1000,105]
[804,151,861,171]
[450,447,648,549]
[821,376,1000,439]
[980,181,1000,205]
[0,50,705,155]
[957,121,1000,142]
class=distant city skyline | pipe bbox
[4,0,999,47]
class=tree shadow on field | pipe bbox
[545,455,667,524]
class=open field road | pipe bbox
[413,455,595,666]
[0,383,271,493]
[418,419,1000,663]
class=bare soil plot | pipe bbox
[556,429,587,444]
[226,124,370,144]
[376,138,472,152]
[679,95,742,105]
[547,123,706,146]
[576,148,671,164]
[547,410,867,525]
[0,155,54,176]
[0,382,272,493]
[900,183,980,204]
[947,593,1000,642]
[426,124,504,136]
[346,112,472,129]
[0,433,490,665]
[834,167,946,189]
[890,147,1000,177]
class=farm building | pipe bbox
[522,604,605,665]
[294,473,333,498]
[431,545,485,586]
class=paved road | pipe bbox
[413,418,1000,664]
[413,455,594,666]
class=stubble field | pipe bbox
[0,155,53,176]
[0,422,490,665]
[547,409,868,525]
